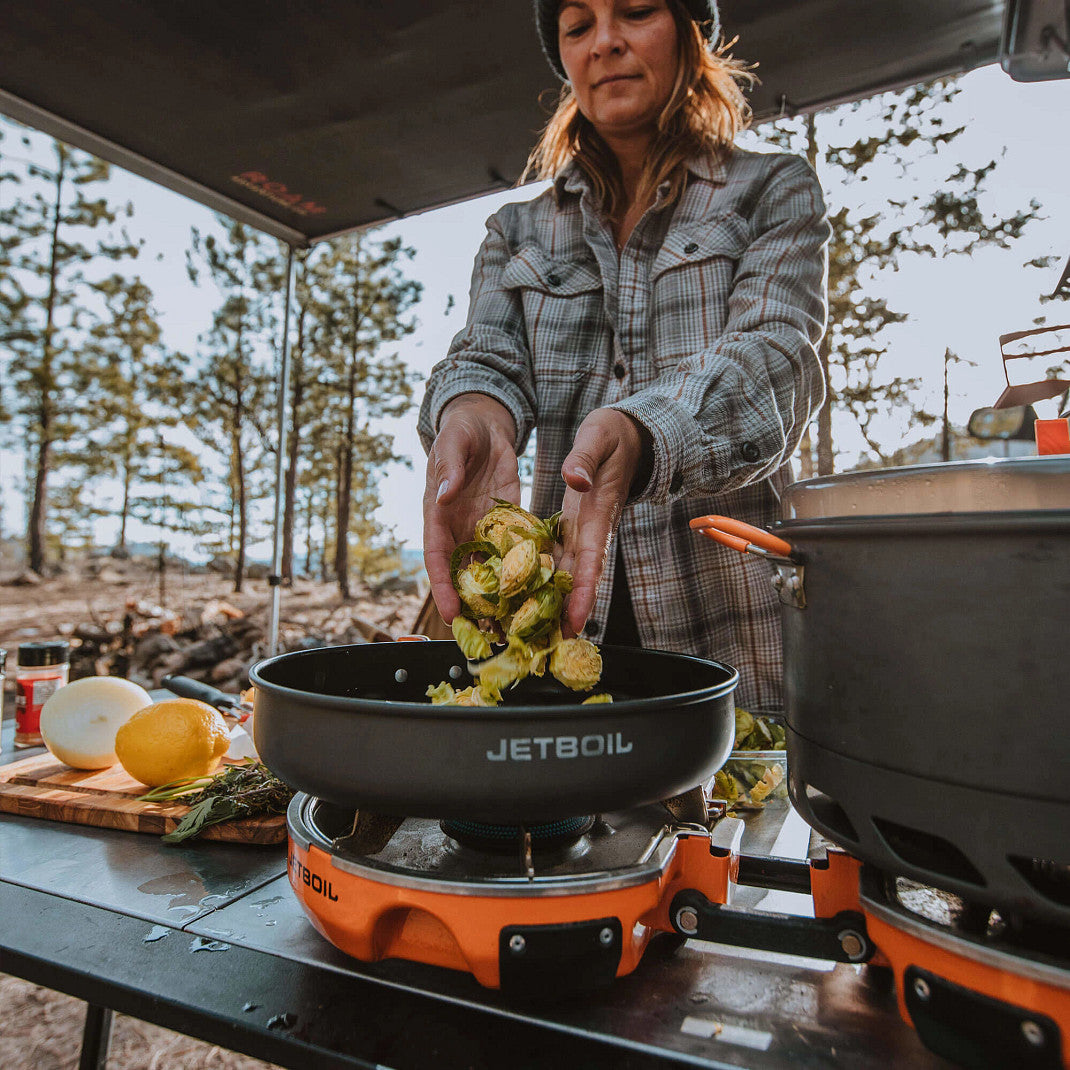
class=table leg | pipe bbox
[79,1004,113,1070]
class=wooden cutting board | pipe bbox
[0,753,286,845]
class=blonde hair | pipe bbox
[523,1,755,219]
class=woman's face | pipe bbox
[558,0,680,145]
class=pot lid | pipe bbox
[783,456,1070,519]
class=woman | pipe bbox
[419,0,829,710]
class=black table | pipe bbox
[0,717,951,1070]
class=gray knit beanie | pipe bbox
[534,0,721,81]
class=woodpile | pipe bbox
[58,588,426,696]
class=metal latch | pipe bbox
[771,562,806,609]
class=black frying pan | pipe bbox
[250,642,738,822]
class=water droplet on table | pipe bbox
[189,936,230,953]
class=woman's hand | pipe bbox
[423,394,520,622]
[557,408,648,637]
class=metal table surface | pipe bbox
[0,715,952,1070]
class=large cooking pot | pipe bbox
[250,642,737,823]
[693,455,1070,926]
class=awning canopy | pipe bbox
[1,0,1007,246]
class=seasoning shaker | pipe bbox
[0,648,6,738]
[15,641,70,748]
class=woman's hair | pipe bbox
[523,0,755,219]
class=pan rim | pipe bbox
[249,641,739,721]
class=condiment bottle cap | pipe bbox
[17,641,70,667]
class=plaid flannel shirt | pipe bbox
[419,147,829,710]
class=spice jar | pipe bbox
[0,648,7,733]
[15,641,70,748]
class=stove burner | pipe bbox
[440,816,596,853]
[864,869,1070,976]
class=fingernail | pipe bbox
[437,479,449,502]
[574,466,591,486]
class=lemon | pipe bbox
[115,698,230,787]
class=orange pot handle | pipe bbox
[689,515,794,560]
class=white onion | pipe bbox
[40,676,154,769]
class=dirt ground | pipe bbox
[0,558,426,655]
[0,974,281,1069]
[0,557,426,1069]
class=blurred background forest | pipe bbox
[1,67,1068,599]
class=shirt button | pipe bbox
[584,620,600,637]
[741,441,761,463]
[546,272,561,287]
[683,241,699,254]
[613,362,626,379]
[669,471,683,493]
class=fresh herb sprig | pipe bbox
[143,760,294,844]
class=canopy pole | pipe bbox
[268,245,296,658]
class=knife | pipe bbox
[162,675,252,722]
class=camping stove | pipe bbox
[287,792,1070,1067]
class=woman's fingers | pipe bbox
[558,409,645,636]
[422,394,521,623]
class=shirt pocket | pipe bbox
[502,244,605,385]
[650,211,751,370]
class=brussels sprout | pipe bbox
[426,681,457,705]
[473,636,535,698]
[476,501,560,556]
[581,693,613,704]
[508,584,563,641]
[499,538,542,598]
[710,769,739,803]
[452,616,493,660]
[449,539,498,584]
[456,565,499,619]
[748,764,784,804]
[550,637,603,691]
[426,681,495,706]
[733,708,755,747]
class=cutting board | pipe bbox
[0,753,286,845]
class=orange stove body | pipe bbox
[289,825,1070,1066]
[863,906,1070,1067]
[287,830,731,989]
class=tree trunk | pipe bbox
[335,431,353,600]
[157,538,167,604]
[233,411,247,594]
[816,333,834,475]
[117,452,132,552]
[281,308,306,584]
[303,491,315,576]
[797,427,813,479]
[27,153,67,575]
[941,348,951,462]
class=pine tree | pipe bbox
[2,139,139,572]
[303,234,420,600]
[762,80,1039,470]
[186,219,280,592]
[64,273,195,552]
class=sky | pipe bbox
[1,63,1068,559]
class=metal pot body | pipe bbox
[251,642,738,823]
[780,510,1070,925]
